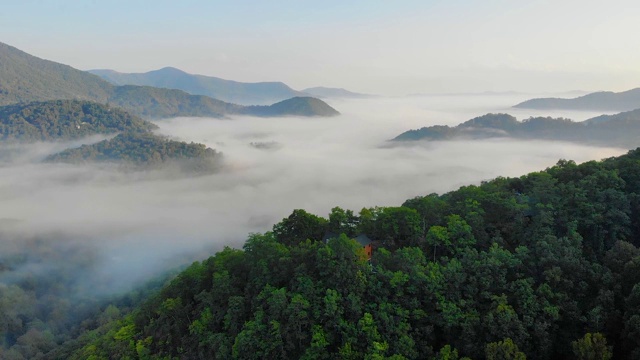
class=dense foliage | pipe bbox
[393,112,640,148]
[0,100,157,142]
[0,42,339,119]
[45,132,222,171]
[43,148,640,359]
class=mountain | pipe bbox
[39,148,640,359]
[0,42,338,118]
[514,88,640,111]
[0,100,156,142]
[392,111,640,148]
[302,86,374,99]
[89,67,307,105]
[243,96,340,117]
[45,132,222,172]
[0,42,112,105]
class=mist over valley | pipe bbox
[1,95,626,295]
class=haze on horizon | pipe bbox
[4,0,640,96]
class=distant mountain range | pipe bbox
[0,42,339,118]
[392,110,640,148]
[514,88,640,112]
[301,87,374,99]
[89,67,307,105]
[90,68,374,102]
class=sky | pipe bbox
[3,0,640,96]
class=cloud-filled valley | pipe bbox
[0,94,627,294]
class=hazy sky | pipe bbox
[4,0,640,95]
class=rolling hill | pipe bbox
[45,132,222,172]
[89,67,306,105]
[242,96,340,117]
[0,42,339,118]
[514,88,640,112]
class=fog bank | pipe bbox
[0,94,627,294]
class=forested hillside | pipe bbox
[393,112,640,148]
[36,148,640,359]
[0,42,112,105]
[0,100,156,141]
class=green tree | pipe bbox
[273,209,327,246]
[426,225,450,261]
[571,333,612,360]
[328,207,359,237]
[485,338,526,360]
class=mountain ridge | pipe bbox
[302,86,374,99]
[514,87,640,112]
[89,67,307,105]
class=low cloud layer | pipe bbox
[0,94,627,294]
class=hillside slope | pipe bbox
[0,42,112,105]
